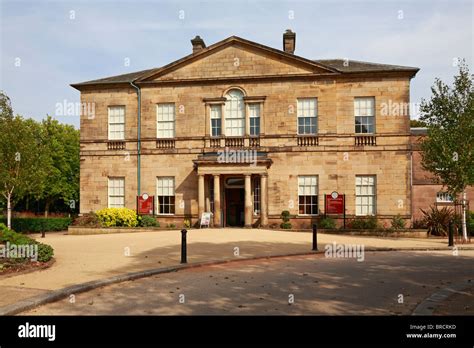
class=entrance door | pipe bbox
[225,188,245,227]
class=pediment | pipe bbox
[139,38,338,82]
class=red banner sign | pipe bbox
[137,194,154,215]
[325,193,345,214]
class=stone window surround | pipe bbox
[297,175,319,216]
[107,105,126,141]
[156,103,176,139]
[103,95,384,143]
[355,175,377,216]
[354,96,376,134]
[108,177,125,208]
[249,104,261,136]
[203,88,266,138]
[224,89,245,136]
[296,98,318,135]
[210,104,222,137]
[156,176,176,215]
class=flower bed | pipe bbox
[68,226,176,235]
[0,223,55,274]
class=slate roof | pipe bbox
[313,59,419,73]
[72,68,155,87]
[71,37,419,89]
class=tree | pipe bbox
[0,92,47,228]
[419,61,474,241]
[39,116,80,217]
[410,119,427,128]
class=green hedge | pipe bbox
[0,217,72,233]
[319,217,336,229]
[138,215,159,227]
[0,223,54,262]
[349,216,379,230]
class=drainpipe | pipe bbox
[130,81,141,197]
[410,150,413,224]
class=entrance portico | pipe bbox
[193,152,272,228]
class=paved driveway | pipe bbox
[1,228,472,309]
[23,250,474,315]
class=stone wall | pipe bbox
[79,44,413,227]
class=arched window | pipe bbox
[224,89,245,136]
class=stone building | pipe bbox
[72,30,421,228]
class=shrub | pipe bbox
[73,212,100,227]
[96,208,138,227]
[183,219,191,229]
[36,243,54,262]
[281,210,290,222]
[467,211,474,236]
[412,219,427,229]
[167,223,176,229]
[451,210,474,236]
[350,216,378,230]
[280,210,292,229]
[0,225,32,245]
[0,223,54,263]
[0,217,72,233]
[390,214,406,230]
[420,206,454,236]
[139,215,159,227]
[319,217,336,229]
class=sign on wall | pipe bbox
[325,192,345,215]
[137,193,154,215]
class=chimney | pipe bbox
[283,29,296,54]
[191,35,206,54]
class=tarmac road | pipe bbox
[23,250,474,315]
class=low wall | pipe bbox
[318,229,428,238]
[69,226,429,238]
[68,226,167,235]
[267,216,413,230]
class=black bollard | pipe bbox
[312,224,318,251]
[181,229,187,264]
[448,220,454,247]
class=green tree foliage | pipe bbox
[409,119,428,128]
[0,92,48,228]
[39,116,80,216]
[419,61,473,240]
[0,92,80,226]
[419,62,473,194]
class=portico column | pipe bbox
[198,174,205,219]
[205,178,210,212]
[260,174,268,227]
[213,174,221,227]
[244,174,252,228]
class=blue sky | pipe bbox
[1,0,472,129]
